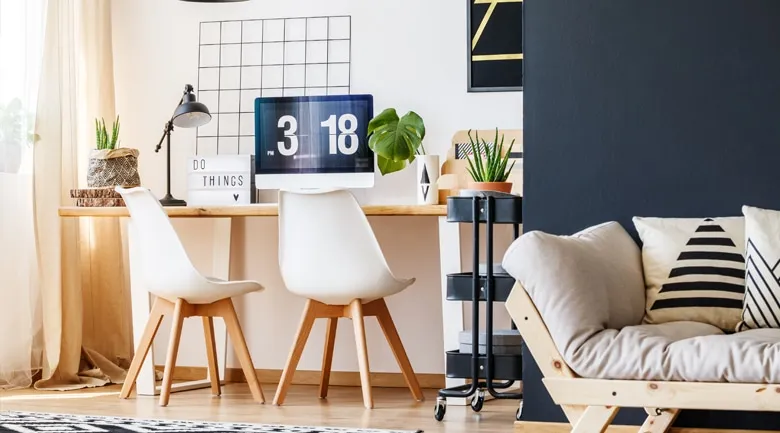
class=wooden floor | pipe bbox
[0,383,518,432]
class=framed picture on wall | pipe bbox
[467,0,523,92]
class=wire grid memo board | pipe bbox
[196,16,352,156]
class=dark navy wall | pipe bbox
[522,0,780,429]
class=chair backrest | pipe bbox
[278,189,396,299]
[115,187,207,299]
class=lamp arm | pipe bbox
[154,121,173,153]
[154,88,189,153]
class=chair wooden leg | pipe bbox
[120,298,166,399]
[640,408,679,433]
[203,316,221,396]
[220,299,265,404]
[572,405,619,433]
[374,298,424,402]
[274,299,318,405]
[319,317,338,399]
[159,299,186,407]
[350,299,373,409]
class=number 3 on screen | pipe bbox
[277,115,299,156]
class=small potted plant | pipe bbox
[87,116,141,188]
[465,129,516,193]
[368,108,440,204]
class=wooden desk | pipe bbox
[59,204,467,404]
[58,204,447,217]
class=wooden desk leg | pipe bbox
[438,216,466,406]
[125,220,158,396]
[124,218,231,396]
[209,218,231,386]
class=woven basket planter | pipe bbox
[87,148,140,188]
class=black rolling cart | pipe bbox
[434,194,524,422]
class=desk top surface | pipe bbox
[59,204,448,218]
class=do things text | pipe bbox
[198,173,247,188]
[186,155,255,205]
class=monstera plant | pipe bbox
[0,98,37,174]
[367,108,426,175]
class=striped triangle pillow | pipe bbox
[737,206,780,331]
[633,216,746,331]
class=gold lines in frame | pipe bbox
[472,53,523,61]
[471,0,523,60]
[471,2,498,50]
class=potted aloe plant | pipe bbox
[465,129,516,193]
[368,108,440,204]
[87,116,141,188]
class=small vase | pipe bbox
[416,155,440,205]
[467,181,513,194]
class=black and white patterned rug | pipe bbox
[0,412,422,433]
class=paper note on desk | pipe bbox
[187,155,256,205]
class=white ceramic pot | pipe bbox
[416,154,440,205]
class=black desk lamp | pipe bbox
[155,84,211,207]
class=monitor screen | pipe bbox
[254,95,375,189]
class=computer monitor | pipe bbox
[254,94,375,190]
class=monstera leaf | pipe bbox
[367,108,426,175]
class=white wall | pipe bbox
[111,0,522,375]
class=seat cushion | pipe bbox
[502,221,647,361]
[571,322,780,383]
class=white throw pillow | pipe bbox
[634,216,745,331]
[737,206,780,331]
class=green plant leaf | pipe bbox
[376,154,408,176]
[367,108,425,166]
[111,115,120,149]
[464,128,518,182]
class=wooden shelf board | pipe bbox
[59,204,448,217]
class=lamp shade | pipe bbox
[180,0,248,2]
[173,103,211,128]
[172,89,211,128]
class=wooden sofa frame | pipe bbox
[505,282,780,433]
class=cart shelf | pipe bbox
[445,349,523,381]
[446,272,516,302]
[446,196,523,224]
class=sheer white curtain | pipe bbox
[0,0,47,389]
[32,0,129,391]
[1,0,128,391]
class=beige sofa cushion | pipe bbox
[501,221,646,362]
[573,323,780,383]
[633,216,745,332]
[738,205,780,331]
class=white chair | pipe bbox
[115,186,265,406]
[273,189,424,409]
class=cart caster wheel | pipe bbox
[434,398,447,421]
[470,391,485,412]
[516,401,523,421]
